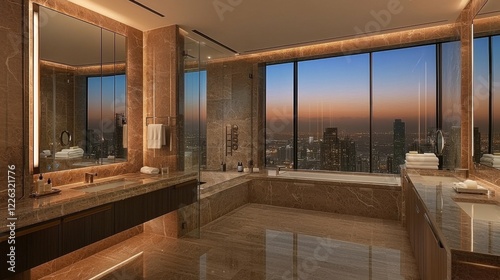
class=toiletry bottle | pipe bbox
[248,160,254,173]
[237,162,243,172]
[221,162,226,172]
[37,173,44,193]
[45,178,52,192]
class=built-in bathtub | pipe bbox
[272,170,401,187]
[253,170,402,220]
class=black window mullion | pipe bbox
[369,53,373,173]
[489,36,493,154]
[293,61,298,170]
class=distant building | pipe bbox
[393,119,406,174]
[474,127,481,163]
[340,137,356,172]
[320,128,341,171]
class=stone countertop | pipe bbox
[1,172,198,231]
[405,169,500,256]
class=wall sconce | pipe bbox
[33,10,40,170]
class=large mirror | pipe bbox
[36,6,127,173]
[473,0,500,170]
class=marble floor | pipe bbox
[41,204,419,279]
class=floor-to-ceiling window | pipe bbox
[297,55,370,171]
[266,44,442,174]
[266,63,294,168]
[372,45,437,174]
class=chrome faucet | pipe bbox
[84,172,97,183]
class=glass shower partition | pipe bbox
[182,35,203,238]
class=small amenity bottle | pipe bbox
[237,162,243,172]
[44,178,52,192]
[37,173,44,193]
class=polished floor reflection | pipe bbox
[42,204,419,279]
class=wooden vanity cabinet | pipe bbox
[404,174,447,280]
[0,219,61,279]
[62,204,114,255]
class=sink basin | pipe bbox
[455,202,500,222]
[73,178,139,193]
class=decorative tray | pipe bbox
[29,188,61,198]
[452,183,489,195]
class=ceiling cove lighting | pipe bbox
[34,10,40,170]
[129,0,165,17]
[192,30,239,54]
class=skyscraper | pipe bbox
[393,119,406,174]
[320,127,340,171]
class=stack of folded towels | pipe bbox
[405,152,438,169]
[480,154,500,168]
[54,147,84,158]
[140,166,160,174]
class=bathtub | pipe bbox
[271,170,400,187]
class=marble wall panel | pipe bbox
[206,60,255,170]
[143,25,181,172]
[249,179,401,221]
[0,0,25,208]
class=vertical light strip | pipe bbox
[471,24,474,160]
[33,11,40,168]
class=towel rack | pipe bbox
[145,116,176,126]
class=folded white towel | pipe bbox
[147,124,164,149]
[481,154,500,158]
[55,147,84,158]
[140,166,159,174]
[405,163,438,169]
[405,156,439,163]
[405,160,438,166]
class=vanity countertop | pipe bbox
[1,172,198,230]
[405,169,500,256]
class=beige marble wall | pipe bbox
[0,0,26,206]
[143,25,182,172]
[25,0,143,190]
[206,60,255,170]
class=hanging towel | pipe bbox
[147,124,164,149]
[122,124,128,148]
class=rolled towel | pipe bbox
[140,166,159,174]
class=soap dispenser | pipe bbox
[237,162,243,172]
[37,173,44,193]
[44,178,52,192]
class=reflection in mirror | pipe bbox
[37,6,127,173]
[436,130,445,155]
[473,0,500,170]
